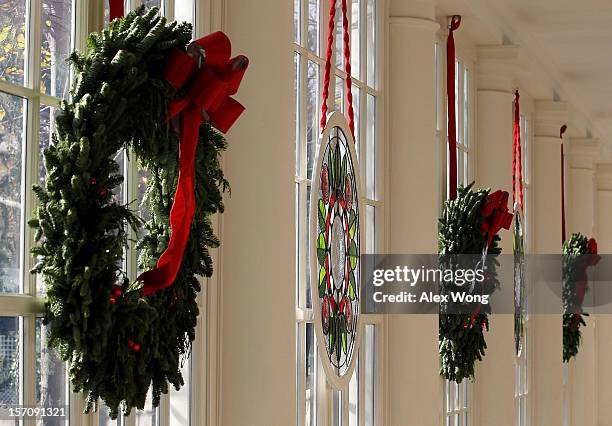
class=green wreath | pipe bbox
[29,7,232,417]
[438,183,510,383]
[562,233,598,362]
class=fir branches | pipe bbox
[29,6,228,418]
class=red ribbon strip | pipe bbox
[446,15,461,200]
[480,190,513,248]
[320,0,356,138]
[109,0,124,21]
[137,31,249,297]
[512,91,524,212]
[560,124,568,244]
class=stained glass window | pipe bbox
[314,119,360,378]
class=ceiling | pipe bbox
[435,0,612,146]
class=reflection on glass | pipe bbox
[0,317,19,405]
[305,323,316,426]
[169,355,191,426]
[0,92,24,294]
[0,0,26,85]
[41,0,72,99]
[36,317,68,425]
[348,357,358,426]
[306,61,319,180]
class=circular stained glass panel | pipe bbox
[513,206,525,356]
[310,112,362,388]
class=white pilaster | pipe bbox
[531,100,568,426]
[566,138,599,426]
[476,45,519,252]
[387,2,440,424]
[473,44,519,426]
[595,164,612,425]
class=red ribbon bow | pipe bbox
[480,190,513,248]
[137,31,249,297]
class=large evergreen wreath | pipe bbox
[28,7,239,417]
[438,183,512,383]
[562,233,598,362]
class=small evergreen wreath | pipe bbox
[28,7,237,417]
[438,183,512,383]
[562,233,598,362]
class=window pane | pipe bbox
[135,387,159,426]
[332,390,342,426]
[0,316,20,405]
[305,185,312,308]
[307,0,318,53]
[352,84,359,147]
[41,0,72,98]
[351,0,360,81]
[36,317,68,425]
[306,61,319,180]
[348,358,358,426]
[366,0,376,87]
[295,52,300,176]
[305,322,316,426]
[37,104,58,295]
[365,94,375,199]
[99,404,123,426]
[335,76,344,113]
[174,0,194,28]
[335,1,343,69]
[294,0,300,44]
[0,0,26,85]
[364,324,375,426]
[365,205,374,254]
[143,0,161,9]
[0,92,24,294]
[169,356,191,426]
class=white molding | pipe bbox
[567,138,599,170]
[476,44,520,92]
[388,16,439,32]
[534,100,569,139]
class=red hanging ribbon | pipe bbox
[480,190,513,248]
[512,91,524,212]
[560,124,568,244]
[109,0,124,21]
[137,31,249,297]
[446,15,461,200]
[320,0,356,138]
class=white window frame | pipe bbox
[293,1,386,425]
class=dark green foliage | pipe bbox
[29,7,229,418]
[562,233,590,363]
[438,183,502,383]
